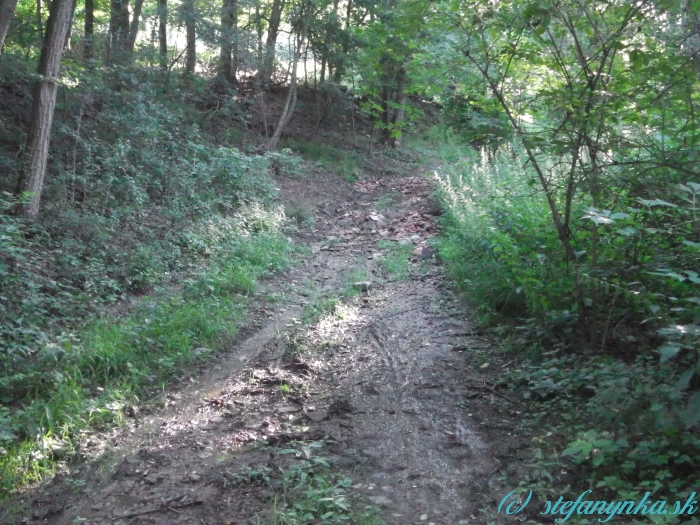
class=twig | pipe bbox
[111,499,201,520]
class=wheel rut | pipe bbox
[7,171,519,525]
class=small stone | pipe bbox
[352,281,373,291]
[189,473,201,482]
[304,411,328,422]
[144,474,159,485]
[420,514,428,520]
[368,496,393,506]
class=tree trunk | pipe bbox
[84,0,94,60]
[0,0,19,52]
[36,0,43,41]
[183,0,196,74]
[158,0,167,68]
[14,0,74,219]
[388,67,407,148]
[268,0,311,150]
[379,83,392,143]
[219,0,238,81]
[259,0,285,85]
[62,0,77,50]
[125,0,145,55]
[107,0,130,62]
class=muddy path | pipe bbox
[7,167,521,525]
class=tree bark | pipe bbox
[388,67,407,148]
[63,0,77,50]
[268,0,311,149]
[183,0,196,74]
[0,0,19,52]
[259,0,285,85]
[84,0,94,60]
[107,0,130,62]
[14,0,74,219]
[36,0,43,41]
[158,0,167,68]
[219,0,238,81]
[125,0,145,55]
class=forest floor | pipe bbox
[4,157,524,525]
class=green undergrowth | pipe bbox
[261,441,384,525]
[0,62,310,493]
[280,138,364,181]
[421,125,700,517]
[0,219,294,492]
[376,240,413,281]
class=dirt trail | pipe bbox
[8,167,519,525]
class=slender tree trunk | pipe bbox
[36,0,43,41]
[388,67,407,148]
[62,0,77,50]
[319,55,326,83]
[219,0,238,81]
[231,0,239,79]
[268,0,311,149]
[84,0,94,60]
[0,0,19,52]
[14,0,74,219]
[158,0,167,68]
[380,83,392,143]
[255,1,263,67]
[260,0,285,85]
[125,0,145,55]
[183,0,196,74]
[107,0,130,62]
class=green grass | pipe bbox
[266,443,384,525]
[302,297,340,325]
[375,193,401,211]
[280,139,364,181]
[0,229,293,493]
[376,240,413,281]
[286,205,315,228]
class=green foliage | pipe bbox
[302,297,340,325]
[280,139,364,180]
[502,352,700,509]
[0,58,302,492]
[270,442,384,525]
[376,240,413,281]
[442,94,512,148]
[0,210,292,492]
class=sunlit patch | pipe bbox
[314,303,362,344]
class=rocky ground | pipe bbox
[4,161,524,525]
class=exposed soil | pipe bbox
[3,162,522,525]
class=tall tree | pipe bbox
[158,0,168,68]
[219,0,239,81]
[259,0,286,84]
[268,0,312,149]
[36,0,43,41]
[183,0,196,74]
[83,0,94,60]
[107,0,130,62]
[14,0,74,219]
[125,0,145,55]
[63,0,77,50]
[0,0,19,52]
